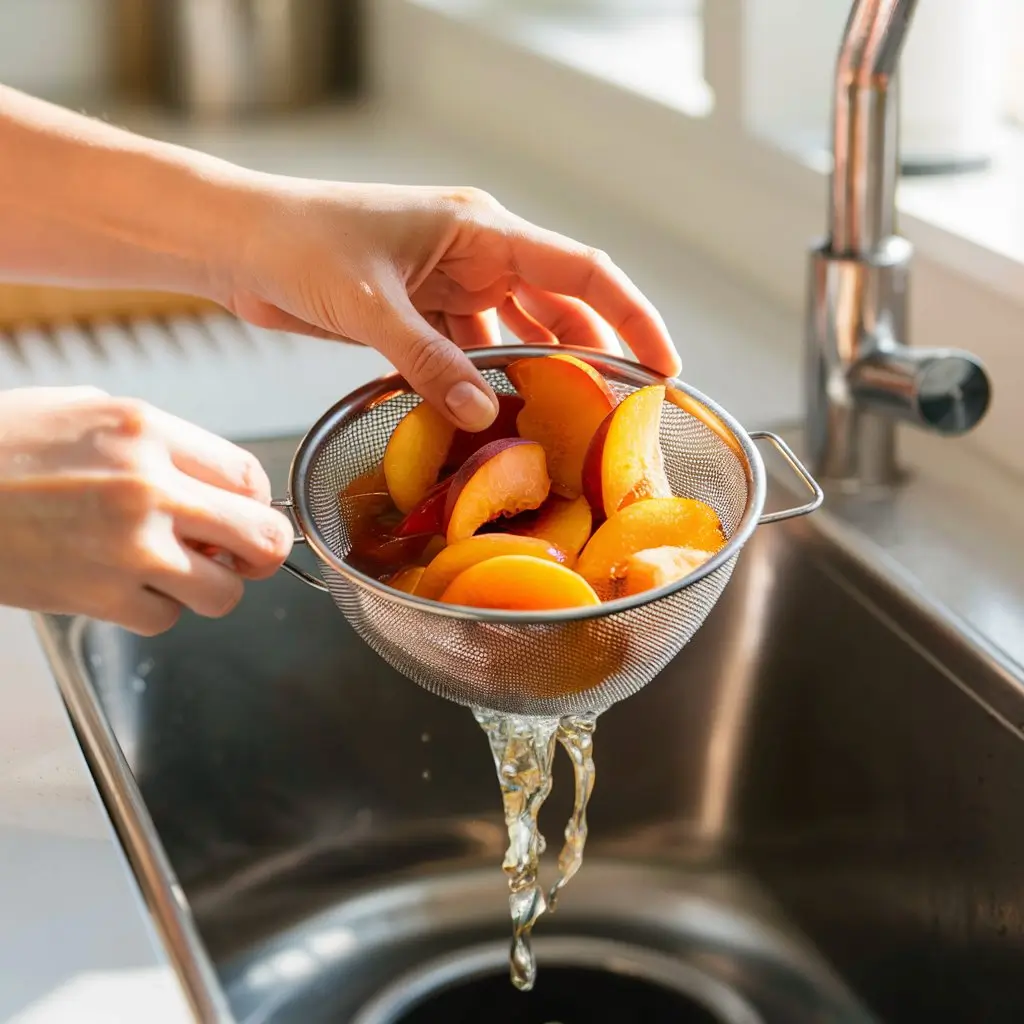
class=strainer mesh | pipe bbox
[300,367,749,717]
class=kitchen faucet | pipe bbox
[806,0,992,490]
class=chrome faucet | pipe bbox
[806,0,991,489]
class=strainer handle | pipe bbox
[270,498,330,593]
[750,432,825,524]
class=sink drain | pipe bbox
[352,936,763,1024]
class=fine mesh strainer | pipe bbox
[271,346,822,718]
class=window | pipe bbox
[381,0,1024,475]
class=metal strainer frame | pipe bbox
[271,346,823,717]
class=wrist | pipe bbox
[0,86,265,301]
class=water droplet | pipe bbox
[130,675,147,694]
[420,732,431,743]
[421,769,431,781]
[136,657,155,677]
[273,607,287,621]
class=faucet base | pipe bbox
[805,239,912,490]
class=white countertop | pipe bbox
[0,101,827,1022]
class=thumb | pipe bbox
[379,300,498,432]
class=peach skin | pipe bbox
[444,393,524,472]
[444,438,551,543]
[394,477,454,537]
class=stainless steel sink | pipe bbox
[36,433,1024,1023]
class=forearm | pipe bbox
[0,85,256,298]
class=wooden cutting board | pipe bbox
[0,283,221,330]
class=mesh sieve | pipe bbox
[275,347,822,718]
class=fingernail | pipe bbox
[445,381,496,431]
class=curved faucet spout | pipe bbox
[830,0,918,256]
[806,0,991,490]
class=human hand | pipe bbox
[0,387,293,635]
[222,180,681,432]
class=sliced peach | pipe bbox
[444,438,550,544]
[387,565,426,594]
[383,402,457,513]
[507,353,616,499]
[394,477,454,537]
[505,495,593,559]
[444,394,524,473]
[440,555,601,610]
[621,545,713,597]
[417,533,570,601]
[576,496,726,591]
[582,385,672,519]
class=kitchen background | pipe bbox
[3,7,1024,1020]
[0,0,1020,469]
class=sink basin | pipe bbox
[37,434,1024,1023]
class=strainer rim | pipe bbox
[287,345,766,624]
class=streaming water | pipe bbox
[473,707,599,992]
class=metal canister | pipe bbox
[112,0,361,120]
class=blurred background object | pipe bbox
[111,0,363,120]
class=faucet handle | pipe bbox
[852,345,992,436]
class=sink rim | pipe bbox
[31,431,1024,1023]
[349,935,765,1024]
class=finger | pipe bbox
[115,588,182,637]
[145,406,274,504]
[375,296,499,432]
[146,545,246,619]
[172,477,294,579]
[512,282,623,355]
[446,309,503,349]
[498,294,558,346]
[503,221,681,376]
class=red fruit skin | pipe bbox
[443,394,524,472]
[443,437,543,530]
[394,477,453,537]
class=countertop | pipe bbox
[0,102,803,1021]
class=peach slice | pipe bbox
[505,495,593,559]
[383,402,457,513]
[444,438,551,544]
[444,394,524,473]
[621,545,713,597]
[417,533,570,601]
[394,477,454,537]
[582,385,672,519]
[576,496,726,590]
[440,554,601,610]
[507,353,616,499]
[414,535,447,566]
[387,565,426,594]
